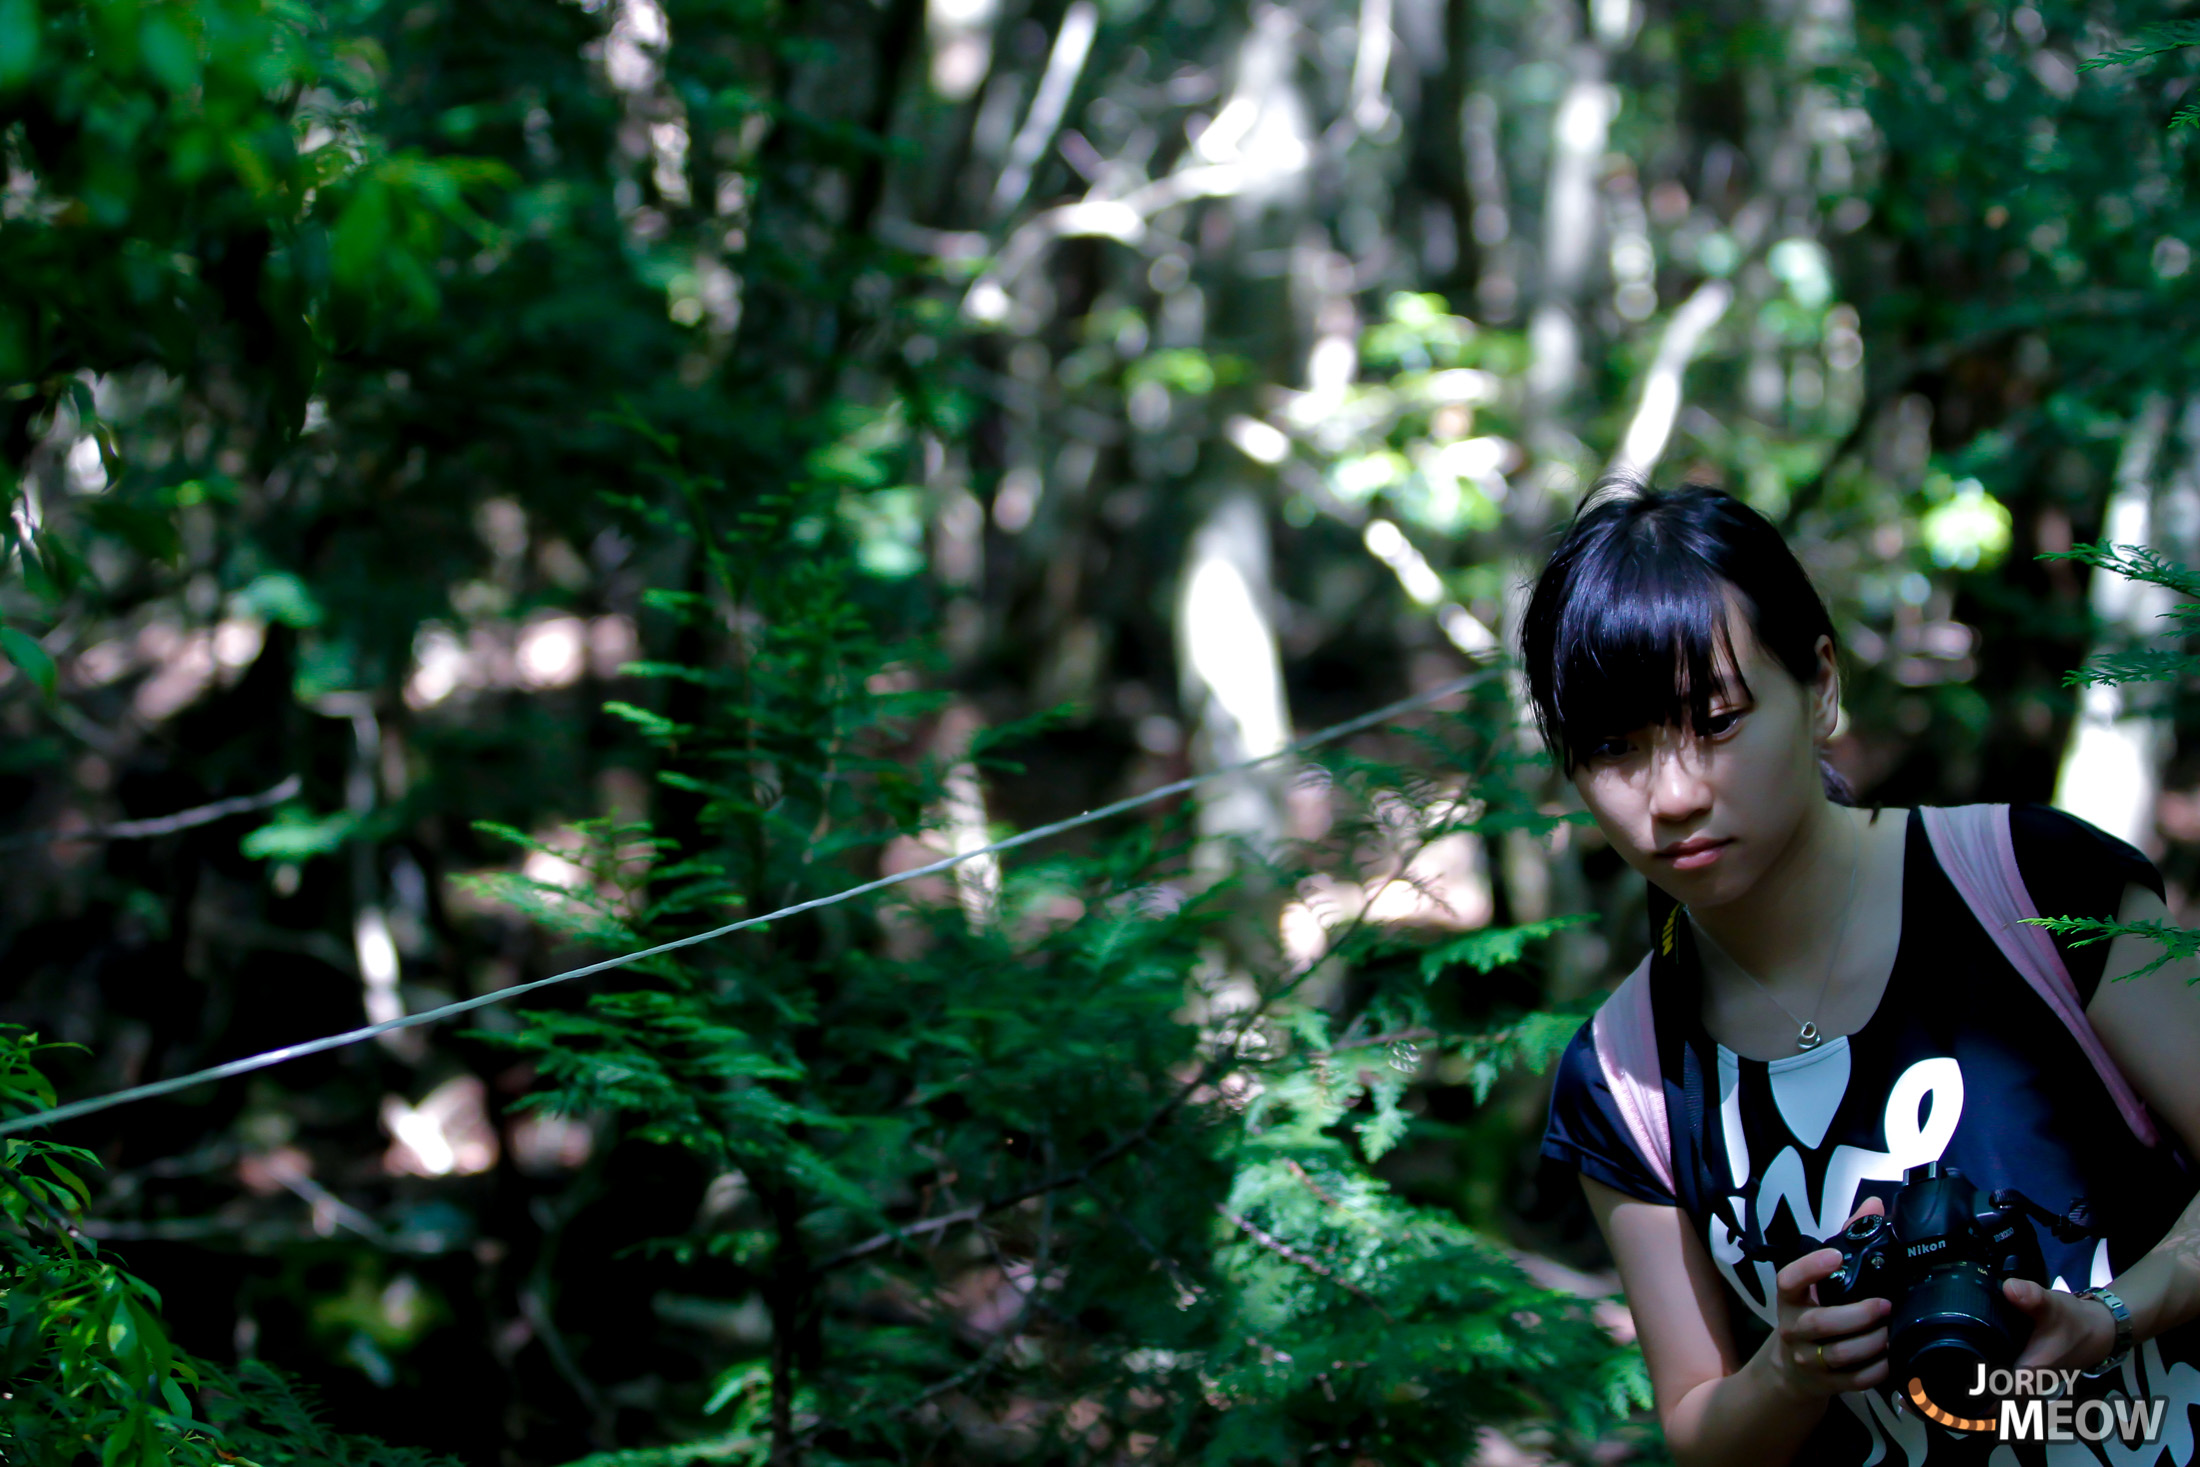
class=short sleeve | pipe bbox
[2010,803,2165,1007]
[1540,1018,1677,1206]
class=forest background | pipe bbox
[3,0,2199,1462]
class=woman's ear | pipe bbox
[1810,634,1841,743]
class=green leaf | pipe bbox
[2038,541,2200,600]
[234,571,324,629]
[968,702,1080,770]
[2026,915,2200,982]
[107,1301,140,1367]
[0,0,37,88]
[604,700,685,742]
[1419,913,1594,981]
[41,1157,87,1207]
[138,11,198,92]
[240,807,357,861]
[2080,21,2200,72]
[1,627,55,702]
[127,1297,171,1378]
[100,1408,140,1467]
[703,1360,768,1414]
[2061,649,2189,689]
[1354,1071,1411,1161]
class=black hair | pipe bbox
[1520,475,1853,801]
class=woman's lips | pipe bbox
[1658,838,1730,871]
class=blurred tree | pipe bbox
[4,0,2200,1460]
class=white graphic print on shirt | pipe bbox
[1697,1043,2199,1466]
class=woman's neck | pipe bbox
[1687,799,1866,990]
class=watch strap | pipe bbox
[2076,1287,2135,1378]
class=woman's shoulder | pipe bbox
[1902,801,2161,899]
[1541,1017,1606,1119]
[1538,1012,1677,1207]
[1908,801,2162,1006]
[2005,802,2162,900]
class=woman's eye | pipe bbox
[1705,708,1745,736]
[1589,735,1632,760]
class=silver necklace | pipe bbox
[1693,820,1862,1052]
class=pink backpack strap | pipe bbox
[1591,953,1679,1199]
[1921,803,2160,1148]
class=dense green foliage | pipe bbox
[4,0,2200,1461]
[445,423,1644,1458]
[0,1025,461,1465]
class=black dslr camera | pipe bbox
[1814,1162,2093,1421]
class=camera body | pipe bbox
[1814,1162,2055,1421]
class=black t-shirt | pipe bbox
[1540,805,2200,1466]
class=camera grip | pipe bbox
[1815,1213,1896,1308]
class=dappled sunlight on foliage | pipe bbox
[1,0,2198,1460]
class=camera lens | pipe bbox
[1891,1268,2027,1419]
[1910,1339,1993,1417]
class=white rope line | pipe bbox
[0,668,1499,1138]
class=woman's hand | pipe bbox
[2003,1279,2120,1374]
[1769,1195,1895,1399]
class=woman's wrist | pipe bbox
[1666,1336,1833,1467]
[2074,1289,2130,1375]
[2100,1189,2200,1351]
[2104,1263,2190,1350]
[1745,1333,1823,1408]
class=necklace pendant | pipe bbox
[1797,1021,1823,1051]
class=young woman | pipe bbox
[1529,482,2200,1466]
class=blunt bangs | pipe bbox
[1547,550,1746,767]
[1521,478,1839,776]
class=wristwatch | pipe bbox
[2076,1287,2135,1379]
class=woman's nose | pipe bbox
[1646,737,1713,820]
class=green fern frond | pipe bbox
[2080,21,2200,72]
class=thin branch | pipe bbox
[989,1,1100,219]
[265,1160,401,1247]
[884,1298,1039,1421]
[794,1170,1067,1451]
[1282,1157,1343,1209]
[1362,518,1500,656]
[1082,1173,1204,1303]
[821,776,1481,1274]
[1785,292,2170,522]
[1325,1026,1437,1054]
[521,1284,613,1428]
[1347,0,1395,133]
[0,775,301,851]
[1610,278,1733,475]
[78,1217,258,1243]
[1215,1204,1395,1323]
[822,972,1300,1271]
[819,1115,1162,1270]
[962,159,1289,322]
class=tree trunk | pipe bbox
[1176,487,1293,1002]
[2054,394,2175,851]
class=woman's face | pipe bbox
[1568,600,1838,910]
